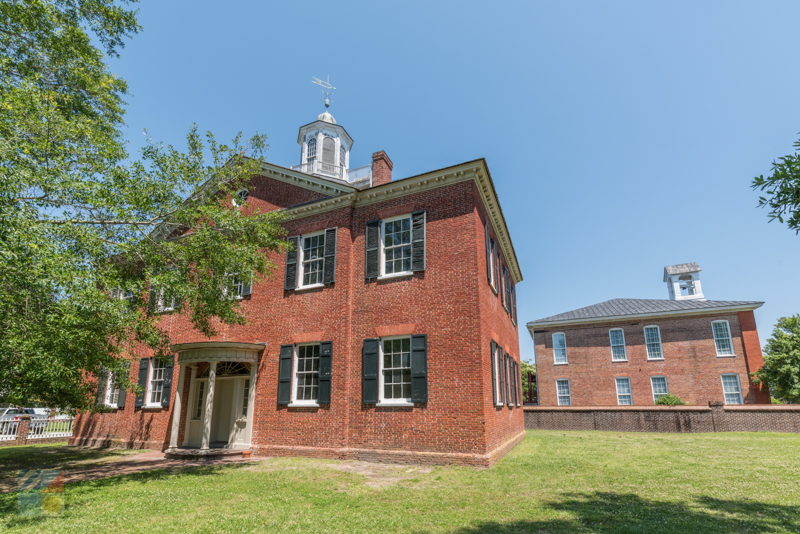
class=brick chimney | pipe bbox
[371,151,393,186]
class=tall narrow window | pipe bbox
[306,137,316,161]
[553,333,568,364]
[609,328,627,361]
[493,344,503,406]
[104,374,119,408]
[299,232,325,287]
[148,360,166,405]
[293,344,320,403]
[615,377,632,405]
[382,216,412,275]
[339,145,346,167]
[643,326,663,360]
[556,379,571,406]
[712,320,734,357]
[381,337,412,402]
[650,376,668,402]
[241,379,250,416]
[721,374,743,404]
[193,381,205,420]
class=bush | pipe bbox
[655,394,686,406]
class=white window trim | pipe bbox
[721,373,743,404]
[289,343,321,407]
[650,375,669,403]
[377,335,413,406]
[552,332,568,365]
[144,359,166,409]
[488,236,498,294]
[223,272,249,300]
[609,328,627,362]
[712,320,736,357]
[378,214,414,280]
[643,325,664,361]
[556,379,571,406]
[615,376,632,406]
[103,373,119,408]
[232,188,249,207]
[493,344,503,407]
[296,230,326,290]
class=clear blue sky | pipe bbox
[112,1,800,362]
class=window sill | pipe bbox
[142,404,163,410]
[104,404,119,410]
[646,358,664,361]
[611,359,628,363]
[376,401,414,407]
[716,354,736,358]
[294,283,324,293]
[288,402,319,408]
[553,362,569,366]
[377,272,413,281]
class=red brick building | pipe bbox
[71,109,525,466]
[528,263,770,407]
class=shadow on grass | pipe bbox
[0,461,251,529]
[456,492,800,533]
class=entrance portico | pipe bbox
[167,342,264,452]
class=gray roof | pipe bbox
[527,298,763,327]
[663,262,701,281]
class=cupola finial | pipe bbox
[312,75,336,112]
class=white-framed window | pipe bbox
[556,379,571,406]
[552,332,568,364]
[609,328,627,361]
[192,380,205,420]
[721,374,743,404]
[104,373,120,408]
[650,376,669,403]
[291,343,320,404]
[381,215,412,276]
[488,237,497,291]
[110,288,134,301]
[152,287,177,313]
[615,377,632,405]
[224,272,250,300]
[712,320,734,357]
[643,325,663,360]
[306,137,316,161]
[493,343,503,406]
[298,231,325,288]
[380,336,412,403]
[147,359,167,406]
[241,379,250,416]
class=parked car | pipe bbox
[0,408,48,432]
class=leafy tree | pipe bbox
[0,1,284,411]
[654,394,686,406]
[754,316,800,404]
[752,136,800,232]
[520,360,536,402]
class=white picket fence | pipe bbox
[0,420,20,441]
[27,417,74,439]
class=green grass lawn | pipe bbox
[1,431,799,533]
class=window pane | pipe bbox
[301,233,325,286]
[295,344,320,401]
[651,377,668,401]
[149,361,167,405]
[382,337,412,401]
[553,333,567,364]
[713,321,734,356]
[383,218,412,275]
[556,379,571,406]
[609,329,627,361]
[721,374,742,404]
[644,327,663,359]
[616,377,632,405]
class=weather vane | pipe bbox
[311,75,336,111]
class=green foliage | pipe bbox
[520,360,536,400]
[654,394,686,406]
[754,315,800,404]
[753,136,800,232]
[0,1,285,411]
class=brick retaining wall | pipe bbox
[524,404,800,433]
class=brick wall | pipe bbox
[71,173,524,465]
[524,404,800,433]
[533,312,768,407]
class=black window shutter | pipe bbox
[410,334,428,403]
[505,354,512,407]
[515,361,521,407]
[278,344,293,405]
[318,341,333,404]
[511,284,518,325]
[134,358,149,408]
[411,211,426,272]
[160,356,175,409]
[365,221,380,280]
[323,228,337,285]
[498,350,506,405]
[484,223,491,285]
[284,236,299,290]
[490,341,498,406]
[503,267,511,313]
[117,361,130,409]
[96,369,108,406]
[362,338,379,403]
[494,246,501,295]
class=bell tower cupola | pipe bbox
[663,262,704,301]
[297,77,353,181]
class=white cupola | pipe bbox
[663,262,704,301]
[296,97,353,181]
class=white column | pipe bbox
[245,361,258,447]
[168,363,186,449]
[201,361,217,450]
[182,366,197,447]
